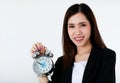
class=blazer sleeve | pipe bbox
[48,57,63,83]
[96,49,116,83]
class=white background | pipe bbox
[0,0,120,83]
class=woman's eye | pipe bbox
[81,24,86,27]
[69,26,74,28]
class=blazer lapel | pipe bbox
[82,47,101,83]
[68,63,73,83]
[60,62,73,83]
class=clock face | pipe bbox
[33,56,53,75]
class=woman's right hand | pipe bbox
[39,76,48,83]
[31,42,46,55]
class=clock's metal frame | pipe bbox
[32,49,54,77]
[33,55,54,76]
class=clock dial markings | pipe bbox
[33,51,54,76]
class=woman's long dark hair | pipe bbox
[62,3,107,70]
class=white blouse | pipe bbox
[72,60,87,83]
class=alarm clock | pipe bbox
[32,48,54,77]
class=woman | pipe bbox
[31,3,116,83]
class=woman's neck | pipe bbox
[77,43,92,56]
[75,44,92,62]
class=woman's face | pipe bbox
[68,12,91,47]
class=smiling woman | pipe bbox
[31,3,116,83]
[67,12,91,48]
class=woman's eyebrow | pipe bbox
[68,23,74,25]
[79,22,86,24]
[68,22,87,25]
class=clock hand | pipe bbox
[36,62,42,65]
[37,62,46,68]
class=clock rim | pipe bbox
[33,56,54,76]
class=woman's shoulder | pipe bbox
[94,46,115,55]
[93,46,116,60]
[101,48,116,55]
[55,56,63,63]
[100,47,116,61]
[54,56,63,66]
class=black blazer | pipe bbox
[48,47,116,83]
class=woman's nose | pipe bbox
[75,27,82,35]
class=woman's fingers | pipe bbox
[31,42,46,55]
[40,46,46,54]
